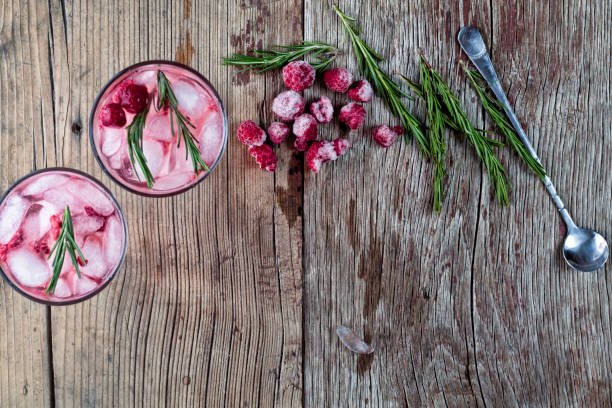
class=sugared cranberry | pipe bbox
[282,61,316,91]
[237,120,267,146]
[292,114,318,141]
[268,122,290,144]
[99,103,126,127]
[348,79,373,103]
[248,145,277,171]
[338,103,366,130]
[324,68,353,93]
[309,96,334,123]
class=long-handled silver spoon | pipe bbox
[458,26,609,272]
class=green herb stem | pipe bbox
[461,62,547,179]
[46,206,87,294]
[222,41,338,73]
[333,5,428,155]
[157,70,209,177]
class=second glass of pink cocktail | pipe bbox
[90,61,227,196]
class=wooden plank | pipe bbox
[35,0,303,407]
[0,0,57,406]
[304,1,492,406]
[470,1,612,406]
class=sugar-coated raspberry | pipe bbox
[268,122,290,144]
[309,96,334,123]
[373,125,399,148]
[323,68,353,93]
[282,61,315,91]
[237,120,267,146]
[292,114,318,141]
[293,137,311,152]
[348,79,373,103]
[306,141,338,173]
[272,90,305,122]
[99,103,127,127]
[339,103,366,130]
[114,82,149,114]
[333,138,351,156]
[393,125,404,135]
[248,144,277,171]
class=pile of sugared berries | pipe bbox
[237,61,402,173]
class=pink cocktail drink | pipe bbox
[0,169,127,304]
[90,61,227,195]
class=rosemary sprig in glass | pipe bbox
[333,5,428,155]
[419,55,510,205]
[46,206,87,294]
[461,62,547,179]
[222,41,338,73]
[157,70,209,177]
[126,100,154,188]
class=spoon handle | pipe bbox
[457,27,576,229]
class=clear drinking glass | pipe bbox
[0,168,128,305]
[89,60,228,196]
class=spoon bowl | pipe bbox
[563,228,609,272]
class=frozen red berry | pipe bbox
[268,122,290,144]
[99,103,127,127]
[114,82,149,114]
[306,141,338,173]
[248,144,277,171]
[373,125,399,148]
[292,114,318,141]
[309,96,334,123]
[339,103,366,130]
[348,79,373,103]
[272,90,305,122]
[393,125,404,135]
[294,137,311,152]
[324,68,353,93]
[282,61,315,91]
[333,138,351,156]
[237,120,267,146]
[30,239,51,256]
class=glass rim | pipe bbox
[0,167,129,306]
[88,59,228,198]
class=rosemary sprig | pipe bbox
[461,62,547,179]
[46,206,87,294]
[419,55,510,205]
[333,5,428,155]
[126,101,154,188]
[417,58,447,212]
[157,70,209,177]
[222,41,338,73]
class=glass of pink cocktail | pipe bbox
[89,61,227,196]
[0,168,127,305]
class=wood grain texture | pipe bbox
[304,0,611,407]
[1,0,610,407]
[1,0,302,406]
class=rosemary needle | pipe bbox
[333,5,428,155]
[461,62,547,179]
[46,206,87,294]
[419,55,511,206]
[126,101,154,188]
[157,70,210,177]
[222,41,338,73]
[417,58,447,212]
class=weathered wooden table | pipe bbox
[1,0,611,406]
